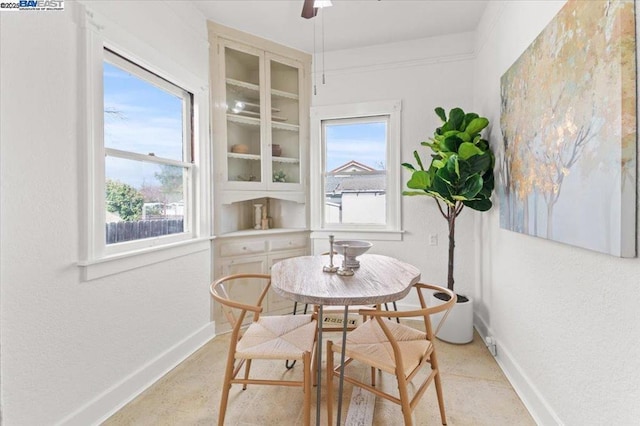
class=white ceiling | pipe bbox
[194,0,489,53]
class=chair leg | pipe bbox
[218,352,236,426]
[371,367,376,387]
[286,303,300,369]
[326,340,334,426]
[311,340,318,387]
[303,351,312,426]
[242,359,252,390]
[434,369,447,425]
[430,351,447,425]
[397,373,413,426]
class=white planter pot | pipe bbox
[430,293,473,344]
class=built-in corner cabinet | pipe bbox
[208,22,312,331]
[210,23,310,195]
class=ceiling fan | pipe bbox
[301,0,333,19]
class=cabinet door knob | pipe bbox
[242,246,247,250]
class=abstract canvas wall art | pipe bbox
[499,0,636,257]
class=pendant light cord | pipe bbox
[322,11,326,85]
[313,18,317,95]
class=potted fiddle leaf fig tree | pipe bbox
[403,107,494,344]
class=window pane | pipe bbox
[324,120,387,225]
[105,156,187,244]
[103,61,185,161]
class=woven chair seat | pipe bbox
[333,318,431,377]
[237,314,316,360]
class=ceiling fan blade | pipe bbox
[301,0,318,19]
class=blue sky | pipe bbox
[103,61,184,188]
[325,121,387,172]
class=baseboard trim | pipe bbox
[56,322,216,426]
[474,314,564,426]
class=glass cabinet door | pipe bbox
[268,54,303,189]
[224,44,264,186]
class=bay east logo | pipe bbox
[19,0,63,10]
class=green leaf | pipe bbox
[465,152,492,175]
[442,135,463,152]
[432,159,445,169]
[421,141,437,151]
[402,190,428,196]
[448,108,465,131]
[432,174,454,203]
[460,174,483,199]
[401,162,416,171]
[437,162,457,186]
[458,142,483,159]
[435,107,447,122]
[463,113,479,128]
[465,117,489,135]
[463,198,493,211]
[406,170,431,189]
[458,132,471,142]
[482,172,495,192]
[476,138,489,151]
[413,150,425,171]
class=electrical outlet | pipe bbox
[429,234,438,246]
[486,336,497,356]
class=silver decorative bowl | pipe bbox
[333,240,372,269]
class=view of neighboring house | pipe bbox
[325,160,386,224]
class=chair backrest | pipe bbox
[414,283,457,339]
[210,273,272,333]
[363,283,457,341]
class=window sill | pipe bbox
[310,229,404,241]
[79,237,212,281]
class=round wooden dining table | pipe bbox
[271,253,421,425]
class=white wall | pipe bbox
[311,32,480,297]
[474,1,640,424]
[0,1,212,424]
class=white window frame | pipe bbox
[103,49,194,252]
[77,6,210,279]
[310,100,403,241]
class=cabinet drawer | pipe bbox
[219,241,266,257]
[270,237,308,252]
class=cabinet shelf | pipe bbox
[227,113,260,127]
[228,152,260,161]
[227,77,299,101]
[272,156,300,164]
[227,113,299,131]
[217,227,308,238]
[230,109,288,122]
[228,152,300,164]
[226,77,259,93]
[221,190,306,204]
[272,121,299,132]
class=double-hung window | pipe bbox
[79,8,209,279]
[310,100,402,240]
[103,50,193,248]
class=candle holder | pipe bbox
[336,244,354,276]
[323,234,338,273]
[253,204,263,230]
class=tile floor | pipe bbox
[103,330,535,425]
